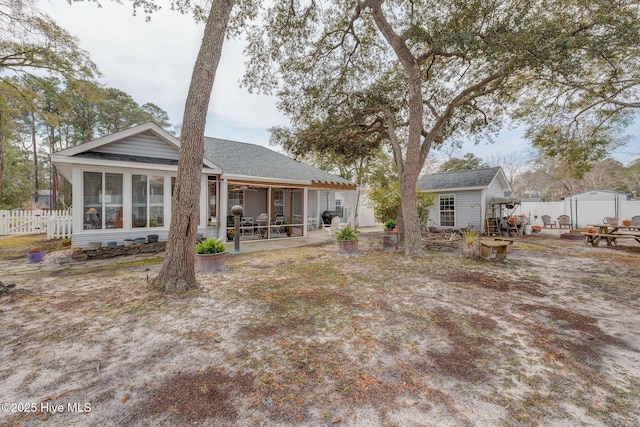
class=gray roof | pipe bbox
[203,137,354,186]
[417,166,502,191]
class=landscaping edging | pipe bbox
[73,241,166,261]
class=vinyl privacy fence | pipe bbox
[0,210,72,239]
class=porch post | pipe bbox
[303,187,308,237]
[219,178,228,240]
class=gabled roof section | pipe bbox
[51,122,220,171]
[203,137,355,189]
[417,166,507,191]
[53,122,176,156]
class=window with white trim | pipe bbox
[439,195,455,227]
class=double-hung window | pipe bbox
[439,195,455,227]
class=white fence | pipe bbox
[0,210,72,239]
[514,199,640,228]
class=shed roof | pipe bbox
[417,167,504,191]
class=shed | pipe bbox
[417,167,511,232]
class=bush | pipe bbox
[195,238,227,254]
[368,181,434,230]
[335,226,358,241]
[384,219,396,229]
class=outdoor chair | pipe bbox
[541,215,556,228]
[631,215,640,227]
[324,216,342,236]
[272,215,285,236]
[558,214,571,229]
[241,217,254,238]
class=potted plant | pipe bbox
[459,228,479,259]
[622,219,632,226]
[384,219,396,233]
[336,226,359,254]
[195,238,227,272]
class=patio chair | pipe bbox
[631,215,640,227]
[541,215,556,228]
[271,215,285,236]
[241,216,254,238]
[324,216,342,236]
[558,214,571,229]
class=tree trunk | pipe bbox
[0,109,4,193]
[151,0,235,293]
[32,116,39,205]
[369,0,424,255]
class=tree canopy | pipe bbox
[243,0,640,254]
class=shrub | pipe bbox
[335,226,358,241]
[195,238,227,254]
[384,219,396,229]
[461,228,479,244]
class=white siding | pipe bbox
[92,131,179,160]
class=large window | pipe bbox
[149,176,164,227]
[132,175,164,228]
[83,172,123,230]
[132,174,148,228]
[440,195,455,227]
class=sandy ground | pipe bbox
[0,233,639,426]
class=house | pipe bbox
[50,122,356,248]
[417,166,513,232]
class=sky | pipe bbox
[41,0,640,166]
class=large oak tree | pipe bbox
[243,0,640,255]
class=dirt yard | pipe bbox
[1,233,639,426]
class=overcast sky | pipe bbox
[42,0,639,165]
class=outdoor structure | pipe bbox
[515,190,639,229]
[417,166,512,232]
[50,122,356,248]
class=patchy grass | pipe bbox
[0,233,639,426]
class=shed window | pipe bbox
[439,195,455,227]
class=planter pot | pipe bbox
[338,240,359,254]
[87,241,102,249]
[523,224,532,236]
[107,241,118,248]
[622,220,632,226]
[604,217,619,226]
[123,240,134,247]
[147,234,159,243]
[196,251,227,272]
[27,250,44,263]
[382,235,397,252]
[459,242,478,259]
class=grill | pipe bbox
[321,210,338,225]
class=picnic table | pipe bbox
[582,224,640,247]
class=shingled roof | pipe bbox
[203,137,355,188]
[417,167,503,191]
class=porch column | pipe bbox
[303,187,308,237]
[219,178,228,240]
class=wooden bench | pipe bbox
[582,232,640,247]
[479,240,510,260]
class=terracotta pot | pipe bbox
[587,227,596,234]
[196,251,227,272]
[622,220,632,226]
[338,240,359,254]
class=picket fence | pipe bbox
[0,210,72,240]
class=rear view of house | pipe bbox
[50,122,356,248]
